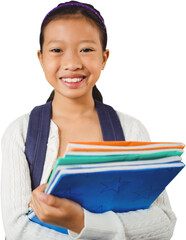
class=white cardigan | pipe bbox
[1,110,176,240]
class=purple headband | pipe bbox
[42,2,107,31]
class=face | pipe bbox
[38,16,109,100]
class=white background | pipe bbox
[0,0,185,239]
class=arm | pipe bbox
[68,190,176,240]
[0,115,69,240]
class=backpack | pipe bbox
[25,99,125,190]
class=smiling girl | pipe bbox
[1,1,176,240]
[38,11,109,159]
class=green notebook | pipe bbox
[47,150,183,185]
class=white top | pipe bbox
[1,110,176,240]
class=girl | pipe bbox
[1,1,177,239]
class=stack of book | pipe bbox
[28,141,185,234]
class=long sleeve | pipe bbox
[69,191,176,240]
[68,111,177,239]
[0,115,69,240]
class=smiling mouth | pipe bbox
[61,76,86,83]
[59,76,87,89]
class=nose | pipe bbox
[62,50,83,71]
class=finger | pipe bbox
[31,193,42,211]
[36,183,48,192]
[31,192,50,220]
[32,183,47,198]
[31,188,47,214]
[41,194,78,210]
[32,183,48,203]
[30,196,39,216]
[38,193,64,207]
[39,193,56,205]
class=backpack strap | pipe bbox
[94,100,125,141]
[25,101,52,190]
[25,100,125,190]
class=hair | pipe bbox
[40,0,107,103]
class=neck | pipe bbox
[51,90,96,119]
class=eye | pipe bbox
[51,48,62,53]
[81,48,94,53]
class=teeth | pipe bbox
[62,78,84,83]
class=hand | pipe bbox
[30,183,84,233]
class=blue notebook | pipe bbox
[28,161,184,234]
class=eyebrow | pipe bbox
[47,40,97,45]
[79,40,97,44]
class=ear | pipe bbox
[37,50,44,68]
[102,49,110,70]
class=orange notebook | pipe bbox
[64,141,185,155]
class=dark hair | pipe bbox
[40,1,107,53]
[40,0,106,103]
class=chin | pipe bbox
[56,89,90,100]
